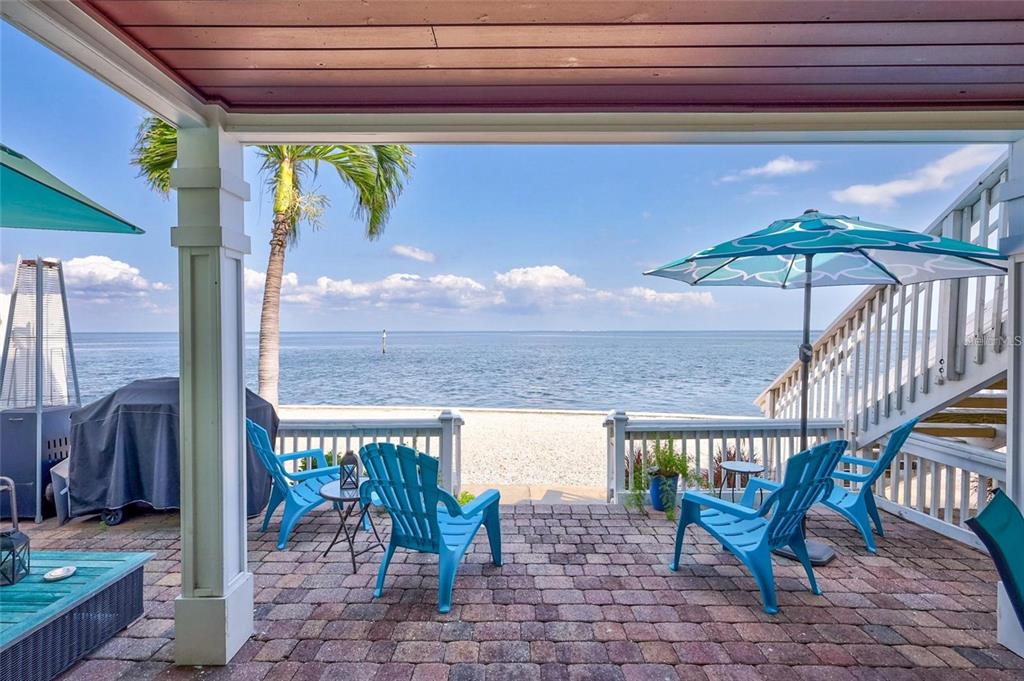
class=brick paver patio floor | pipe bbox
[26,503,1023,680]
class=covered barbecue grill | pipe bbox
[66,377,276,523]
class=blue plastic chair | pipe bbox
[359,442,502,613]
[669,439,848,614]
[966,488,1024,632]
[246,419,342,549]
[822,417,918,553]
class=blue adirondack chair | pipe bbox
[670,439,848,614]
[359,442,502,613]
[822,417,918,553]
[966,488,1024,633]
[246,419,343,549]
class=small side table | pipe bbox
[719,460,766,503]
[319,479,383,572]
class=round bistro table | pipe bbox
[319,479,383,572]
[719,460,766,503]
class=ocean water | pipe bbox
[71,331,802,416]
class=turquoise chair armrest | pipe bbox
[839,455,879,469]
[833,470,871,484]
[278,448,329,468]
[359,479,384,507]
[458,489,500,517]
[286,465,341,482]
[739,477,781,508]
[682,490,760,520]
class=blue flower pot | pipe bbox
[649,474,679,512]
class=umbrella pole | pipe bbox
[800,254,812,451]
[776,253,837,566]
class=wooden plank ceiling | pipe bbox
[74,0,1024,113]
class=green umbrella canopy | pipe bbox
[645,210,1005,287]
[0,144,143,234]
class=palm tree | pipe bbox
[131,118,413,404]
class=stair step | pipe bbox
[914,424,999,440]
[924,408,1007,425]
[952,390,1007,409]
[989,378,1008,390]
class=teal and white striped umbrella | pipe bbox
[644,210,1006,287]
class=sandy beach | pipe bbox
[278,405,726,502]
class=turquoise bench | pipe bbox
[0,551,152,680]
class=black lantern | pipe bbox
[339,451,359,489]
[0,476,30,586]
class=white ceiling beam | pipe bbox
[225,110,1024,145]
[1,0,210,129]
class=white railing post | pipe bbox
[606,410,628,503]
[937,209,968,384]
[438,409,461,493]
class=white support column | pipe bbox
[171,124,254,666]
[997,137,1024,658]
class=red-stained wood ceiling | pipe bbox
[73,1,1024,113]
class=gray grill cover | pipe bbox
[68,377,277,518]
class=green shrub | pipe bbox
[627,438,706,522]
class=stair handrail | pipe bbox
[756,153,1010,421]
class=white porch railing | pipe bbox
[275,410,464,492]
[603,412,1004,549]
[756,154,1011,446]
[603,411,843,503]
[867,433,1004,550]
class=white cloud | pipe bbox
[623,287,715,309]
[830,144,1004,208]
[495,265,586,292]
[236,263,716,318]
[721,155,819,182]
[244,267,299,297]
[62,256,169,303]
[495,265,591,309]
[313,272,500,311]
[390,244,436,263]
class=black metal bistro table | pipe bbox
[319,479,383,571]
[719,460,766,503]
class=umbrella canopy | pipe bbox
[0,144,144,234]
[645,210,1005,287]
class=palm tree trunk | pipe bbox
[258,157,294,405]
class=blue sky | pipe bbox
[0,21,1008,333]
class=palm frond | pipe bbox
[290,192,329,243]
[246,143,412,243]
[130,117,177,197]
[311,144,414,239]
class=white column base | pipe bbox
[174,572,254,665]
[998,582,1024,658]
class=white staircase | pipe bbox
[757,154,1012,450]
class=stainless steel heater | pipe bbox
[0,257,79,522]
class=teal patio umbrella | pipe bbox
[0,144,143,234]
[645,209,1007,562]
[646,209,1006,447]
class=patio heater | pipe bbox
[0,257,79,522]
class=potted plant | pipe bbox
[646,439,704,522]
